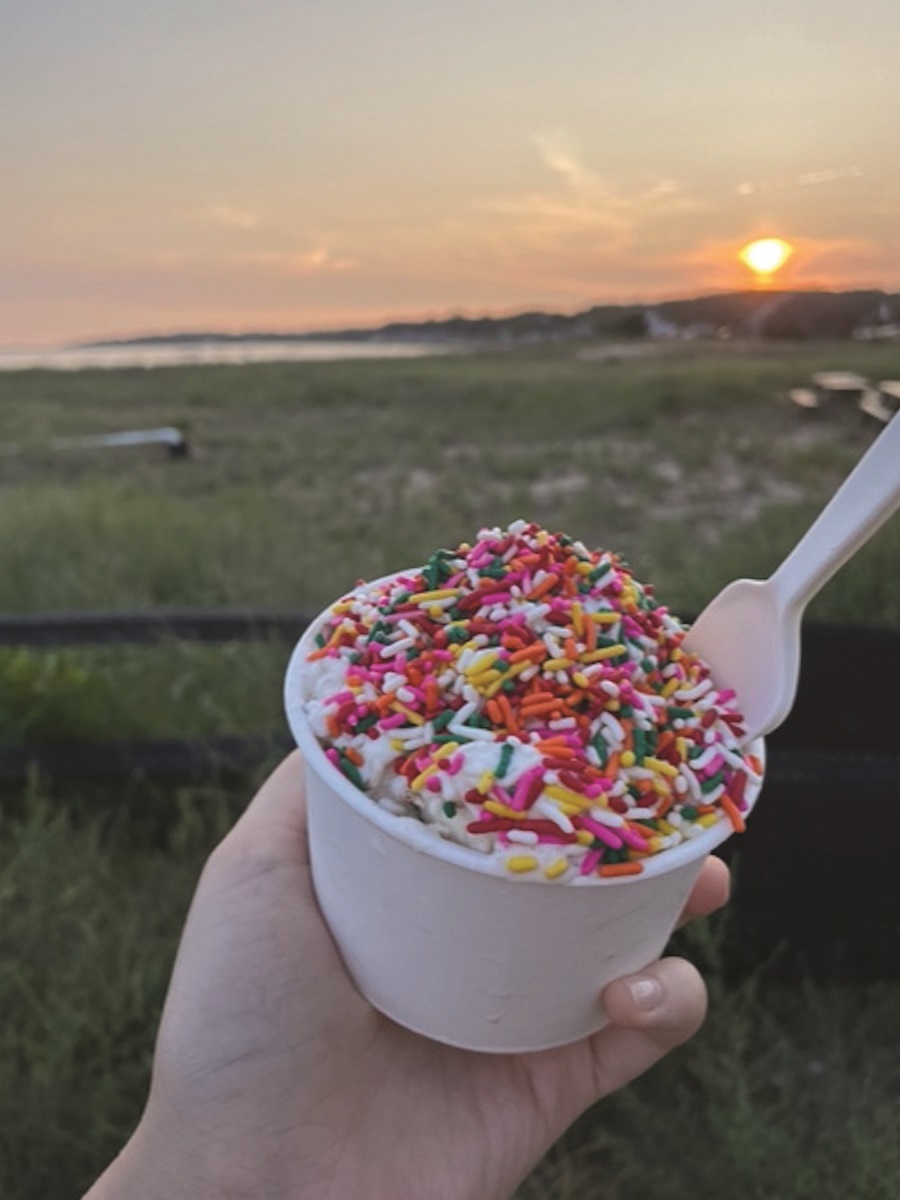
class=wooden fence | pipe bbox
[1,611,898,980]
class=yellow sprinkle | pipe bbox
[582,644,627,663]
[506,855,539,873]
[576,561,593,575]
[410,765,439,791]
[672,647,684,661]
[484,800,522,820]
[657,819,677,836]
[661,678,681,698]
[571,602,584,637]
[545,784,590,809]
[390,738,404,752]
[697,813,720,829]
[482,676,507,700]
[653,780,670,798]
[428,605,444,620]
[466,657,498,679]
[591,611,622,625]
[477,770,495,795]
[644,755,678,779]
[391,702,424,726]
[331,602,353,614]
[473,669,502,688]
[544,657,573,671]
[676,737,689,759]
[572,672,591,688]
[433,741,460,760]
[620,750,636,768]
[576,830,595,846]
[408,588,462,603]
[648,836,666,854]
[544,859,569,880]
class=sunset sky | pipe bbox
[3,0,899,345]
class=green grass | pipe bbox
[2,343,900,748]
[2,345,899,1198]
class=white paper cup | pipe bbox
[285,594,764,1054]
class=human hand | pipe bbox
[87,752,729,1200]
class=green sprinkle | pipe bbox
[355,714,378,732]
[681,805,699,821]
[701,770,725,794]
[667,707,695,719]
[592,734,609,765]
[590,561,612,582]
[496,743,514,778]
[433,709,456,731]
[442,801,457,818]
[338,755,366,790]
[633,729,646,762]
[315,632,326,648]
[435,733,466,744]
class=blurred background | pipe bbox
[1,3,899,1197]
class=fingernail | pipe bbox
[627,975,664,1012]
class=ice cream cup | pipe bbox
[284,586,764,1054]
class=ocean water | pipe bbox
[0,340,454,372]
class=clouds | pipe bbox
[207,203,261,230]
[735,165,864,197]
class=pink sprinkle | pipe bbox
[619,826,650,852]
[579,816,624,850]
[443,754,464,776]
[580,849,602,875]
[378,713,407,729]
[512,765,542,809]
[700,754,725,777]
[326,748,341,769]
[426,776,443,793]
[491,784,515,807]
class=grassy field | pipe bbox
[1,342,899,1198]
[2,340,900,748]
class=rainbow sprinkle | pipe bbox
[299,520,762,881]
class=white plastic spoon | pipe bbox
[683,413,900,745]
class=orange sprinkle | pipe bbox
[485,699,504,726]
[655,794,676,818]
[526,575,559,601]
[656,731,676,754]
[305,647,331,662]
[509,644,548,665]
[599,862,643,878]
[747,754,763,775]
[584,617,597,652]
[720,795,746,833]
[425,679,441,711]
[343,746,364,767]
[605,753,621,779]
[564,637,579,660]
[497,693,520,735]
[520,696,560,714]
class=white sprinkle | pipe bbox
[534,798,575,833]
[507,829,539,845]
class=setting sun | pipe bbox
[739,237,794,279]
